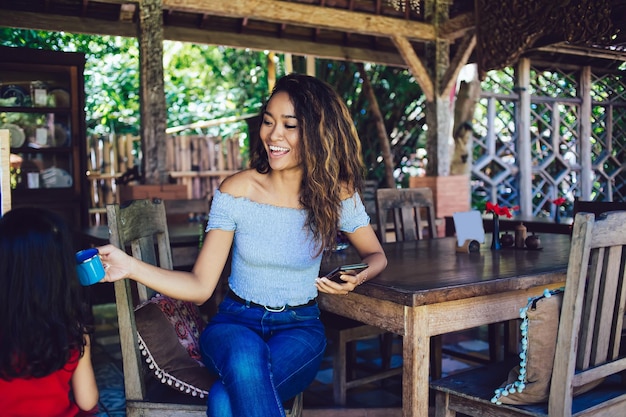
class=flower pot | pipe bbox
[409,174,470,237]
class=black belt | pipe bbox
[227,289,316,312]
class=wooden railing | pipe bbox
[86,133,242,225]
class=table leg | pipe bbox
[403,305,430,417]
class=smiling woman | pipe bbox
[97,73,387,417]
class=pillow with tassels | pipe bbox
[492,287,602,405]
[134,293,216,397]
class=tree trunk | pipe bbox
[139,0,167,184]
[450,76,481,175]
[357,63,395,188]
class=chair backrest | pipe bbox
[375,187,437,243]
[361,179,379,221]
[549,210,626,415]
[163,198,211,224]
[106,198,173,403]
[572,198,626,219]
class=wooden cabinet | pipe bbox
[0,46,88,229]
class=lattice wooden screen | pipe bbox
[471,64,626,218]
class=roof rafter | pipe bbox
[162,0,436,41]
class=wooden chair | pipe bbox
[361,179,379,221]
[321,187,439,405]
[375,187,437,242]
[376,188,504,379]
[572,198,626,221]
[376,187,449,377]
[431,210,626,417]
[163,198,212,271]
[163,198,211,225]
[107,198,302,417]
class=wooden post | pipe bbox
[516,58,532,216]
[284,53,293,74]
[306,55,315,76]
[191,136,201,199]
[268,52,276,92]
[579,66,592,200]
[138,0,167,184]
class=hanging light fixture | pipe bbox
[388,0,421,14]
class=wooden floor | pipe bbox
[302,409,405,416]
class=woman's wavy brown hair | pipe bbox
[250,73,365,253]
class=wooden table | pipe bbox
[318,234,571,417]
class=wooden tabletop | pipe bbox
[321,233,571,307]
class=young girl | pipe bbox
[0,207,99,416]
[98,73,387,417]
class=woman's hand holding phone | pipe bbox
[324,263,368,283]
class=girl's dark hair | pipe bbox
[249,73,366,252]
[0,207,91,379]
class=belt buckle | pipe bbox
[264,305,286,312]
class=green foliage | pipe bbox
[318,61,425,185]
[85,37,140,135]
[163,43,271,141]
[1,28,427,184]
[1,29,271,139]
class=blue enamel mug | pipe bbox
[76,248,105,286]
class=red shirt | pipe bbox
[0,351,81,417]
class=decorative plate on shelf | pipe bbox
[0,84,29,106]
[1,123,26,148]
[53,123,70,147]
[41,167,73,188]
[49,88,70,108]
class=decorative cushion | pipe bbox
[134,293,215,397]
[491,288,601,405]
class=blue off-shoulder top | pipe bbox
[206,189,370,307]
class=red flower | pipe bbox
[486,202,519,218]
[551,197,566,206]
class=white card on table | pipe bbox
[453,210,485,247]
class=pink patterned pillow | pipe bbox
[151,294,204,361]
[135,294,216,397]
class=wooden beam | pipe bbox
[0,10,139,37]
[0,10,407,67]
[165,113,259,134]
[391,34,434,102]
[533,43,626,61]
[438,12,475,40]
[165,26,407,66]
[119,3,137,21]
[162,0,436,41]
[440,32,476,97]
[93,0,139,4]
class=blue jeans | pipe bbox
[199,293,327,417]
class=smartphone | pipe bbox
[325,263,368,283]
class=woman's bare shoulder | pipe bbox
[219,169,262,197]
